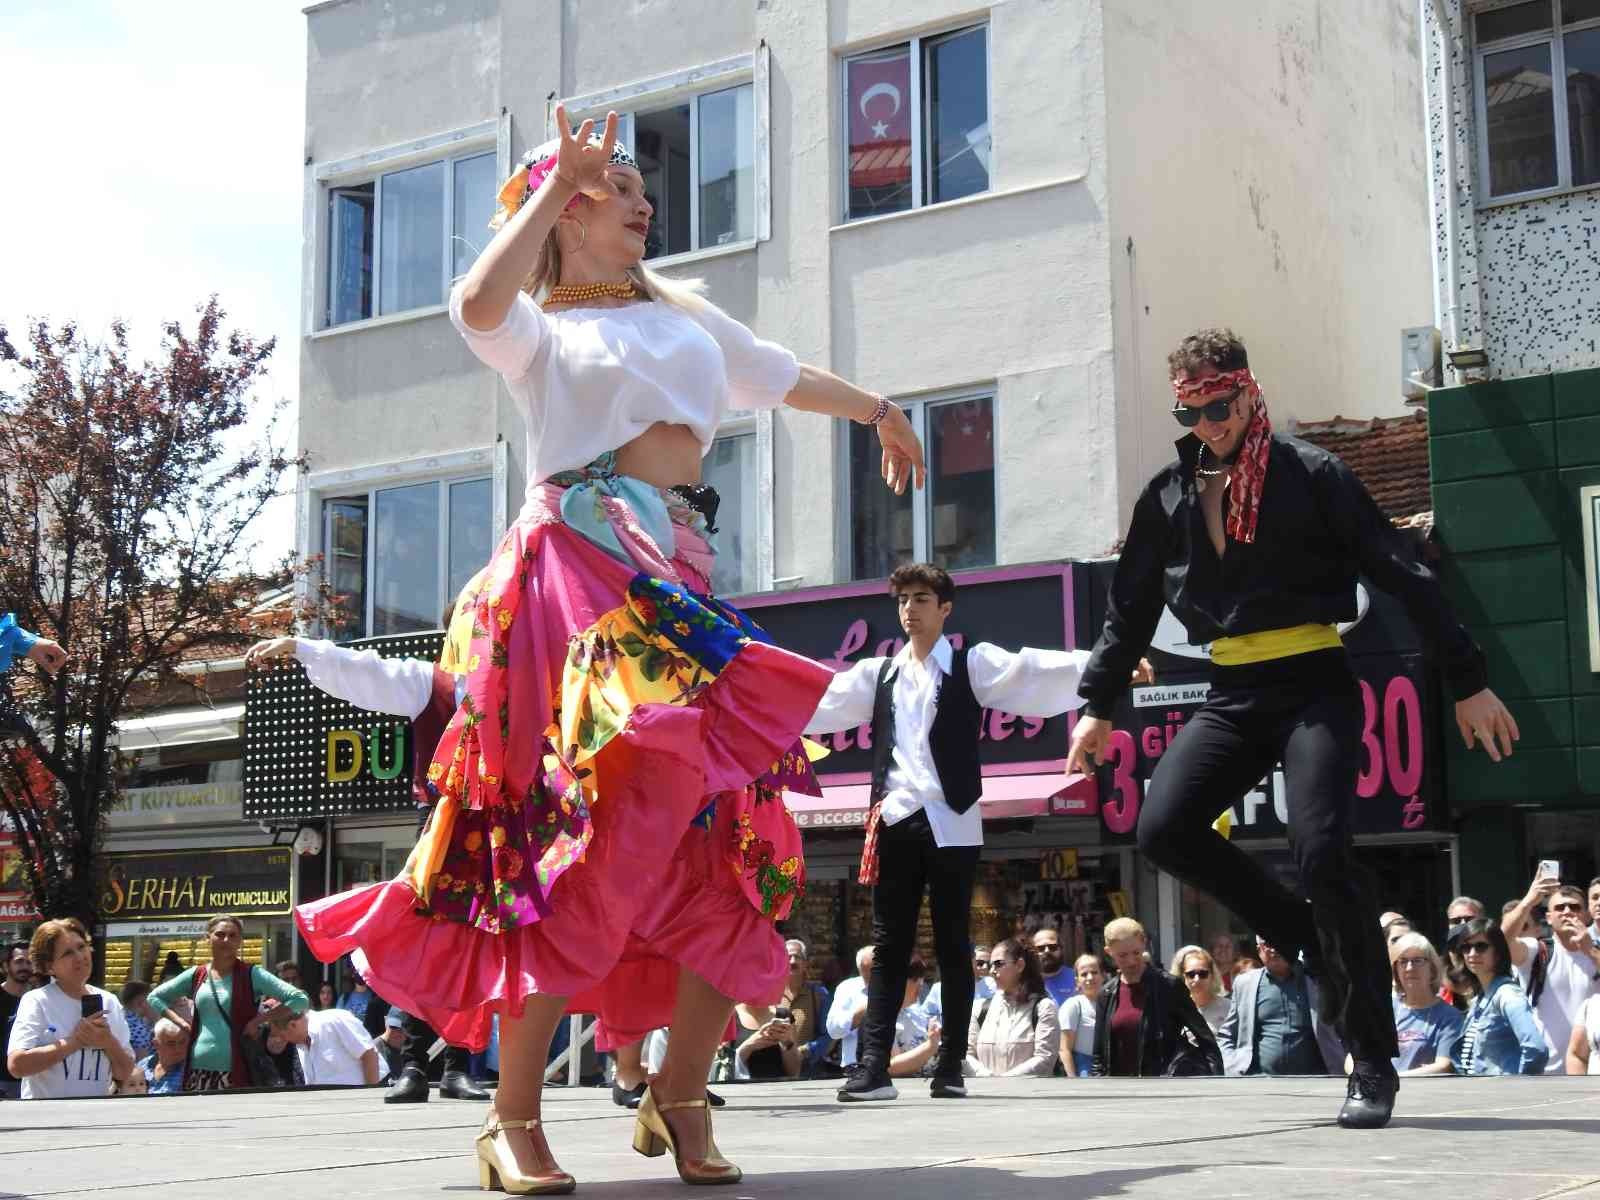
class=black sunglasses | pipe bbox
[1172,394,1238,427]
[1549,902,1584,914]
[1460,941,1494,955]
[1184,969,1212,980]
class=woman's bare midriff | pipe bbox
[614,421,703,489]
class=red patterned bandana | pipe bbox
[1173,368,1271,544]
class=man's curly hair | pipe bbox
[1167,328,1249,379]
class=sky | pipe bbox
[1,1,309,572]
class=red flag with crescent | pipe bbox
[847,48,911,193]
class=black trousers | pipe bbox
[860,810,980,1073]
[1136,649,1398,1063]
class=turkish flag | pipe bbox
[847,48,911,191]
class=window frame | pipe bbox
[559,49,771,267]
[835,386,998,581]
[1472,0,1600,205]
[297,444,509,639]
[309,118,508,333]
[838,20,993,224]
[705,412,776,599]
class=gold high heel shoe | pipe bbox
[475,1113,576,1195]
[631,1087,742,1185]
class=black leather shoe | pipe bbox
[1338,1062,1398,1129]
[612,1080,645,1109]
[384,1066,430,1104]
[439,1069,491,1100]
[706,1087,726,1108]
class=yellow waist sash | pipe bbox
[1210,623,1342,666]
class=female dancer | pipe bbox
[297,108,923,1193]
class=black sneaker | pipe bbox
[929,1071,967,1099]
[836,1065,897,1103]
[611,1080,645,1109]
[1338,1061,1398,1129]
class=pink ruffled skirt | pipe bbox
[296,468,830,1051]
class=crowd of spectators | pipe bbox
[5,866,1597,1099]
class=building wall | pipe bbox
[1427,368,1600,898]
[299,0,1123,587]
[1422,0,1600,381]
[1104,0,1435,519]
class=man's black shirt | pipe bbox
[1079,433,1486,717]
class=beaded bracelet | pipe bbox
[856,395,891,426]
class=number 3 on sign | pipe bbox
[1356,677,1423,799]
[1102,730,1140,834]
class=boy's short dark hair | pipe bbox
[1167,328,1249,379]
[888,562,955,605]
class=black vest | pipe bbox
[869,645,984,815]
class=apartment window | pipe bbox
[600,82,755,260]
[843,24,990,221]
[1475,0,1600,200]
[846,393,995,579]
[701,431,761,596]
[326,151,497,326]
[321,475,493,637]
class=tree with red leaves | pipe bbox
[0,299,305,935]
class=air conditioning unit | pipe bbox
[1401,326,1441,403]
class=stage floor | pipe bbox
[2,1074,1596,1198]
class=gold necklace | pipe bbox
[546,279,639,304]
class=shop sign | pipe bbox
[99,847,292,919]
[790,807,869,830]
[1076,562,1441,841]
[103,920,210,938]
[1039,848,1079,880]
[738,565,1078,782]
[106,781,243,828]
[242,630,443,822]
[0,837,41,922]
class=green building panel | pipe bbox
[1430,421,1554,483]
[1436,546,1565,627]
[1553,367,1600,420]
[1471,620,1571,700]
[1425,375,1553,436]
[1433,471,1563,554]
[1556,414,1600,468]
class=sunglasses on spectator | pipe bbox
[1460,941,1494,955]
[1171,395,1238,427]
[1549,902,1584,914]
[1184,969,1212,980]
[972,959,989,970]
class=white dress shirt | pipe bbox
[806,637,1089,847]
[825,975,870,1067]
[922,975,996,1021]
[294,639,434,720]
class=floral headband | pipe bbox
[1172,367,1258,401]
[489,138,640,230]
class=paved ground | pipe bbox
[2,1075,1597,1199]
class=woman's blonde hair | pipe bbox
[1103,917,1146,945]
[1389,930,1444,994]
[206,915,243,937]
[1170,945,1223,1000]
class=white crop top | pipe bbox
[448,282,800,497]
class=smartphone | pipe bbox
[773,1006,793,1022]
[1537,859,1561,881]
[80,992,104,1019]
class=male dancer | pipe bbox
[806,563,1092,1101]
[246,594,491,1105]
[1067,328,1518,1128]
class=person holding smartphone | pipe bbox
[1501,869,1600,1073]
[5,918,134,1099]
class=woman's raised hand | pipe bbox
[876,401,926,495]
[554,104,623,202]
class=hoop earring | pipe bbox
[564,219,587,255]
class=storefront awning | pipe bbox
[786,771,1097,829]
[116,703,245,752]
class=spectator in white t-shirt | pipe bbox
[1566,995,1600,1075]
[1057,953,1105,1077]
[922,943,997,1026]
[824,946,874,1069]
[1587,877,1600,945]
[1503,877,1600,1074]
[278,1007,383,1086]
[6,918,135,1099]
